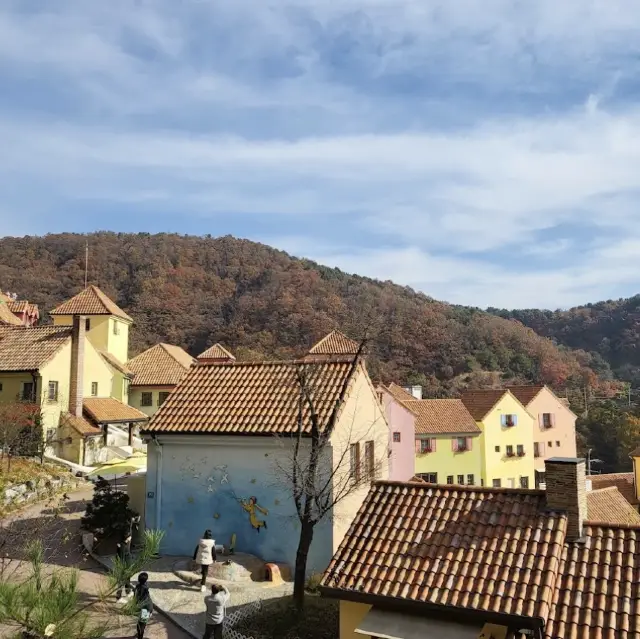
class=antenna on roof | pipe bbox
[84,240,89,288]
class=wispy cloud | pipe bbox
[1,0,640,308]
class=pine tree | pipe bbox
[81,478,136,541]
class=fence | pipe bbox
[224,599,262,639]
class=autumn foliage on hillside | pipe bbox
[0,232,615,397]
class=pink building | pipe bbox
[377,384,417,481]
[508,385,577,487]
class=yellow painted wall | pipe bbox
[83,339,114,399]
[129,387,174,417]
[414,434,483,485]
[53,314,130,363]
[480,393,535,488]
[339,601,371,639]
[0,372,34,405]
[330,368,389,553]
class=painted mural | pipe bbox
[147,442,334,575]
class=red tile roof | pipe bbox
[590,472,638,506]
[197,343,235,361]
[144,356,363,435]
[321,480,640,639]
[127,343,195,386]
[587,487,640,525]
[506,385,544,406]
[460,389,509,420]
[0,326,71,370]
[50,285,133,322]
[0,302,22,326]
[403,399,481,435]
[83,398,148,424]
[60,412,102,437]
[308,330,359,355]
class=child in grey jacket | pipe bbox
[203,583,230,639]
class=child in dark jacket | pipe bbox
[134,572,154,639]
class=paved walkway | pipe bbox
[0,487,190,639]
[96,554,293,637]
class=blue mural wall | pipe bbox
[145,440,334,576]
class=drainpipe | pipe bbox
[152,435,162,529]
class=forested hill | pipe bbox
[492,300,640,388]
[0,232,614,397]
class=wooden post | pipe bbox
[128,423,133,447]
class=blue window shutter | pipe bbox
[513,415,518,425]
[500,415,507,426]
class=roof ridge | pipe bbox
[372,479,546,496]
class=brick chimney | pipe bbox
[69,315,85,417]
[545,457,587,541]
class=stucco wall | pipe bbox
[379,389,415,481]
[415,433,483,485]
[0,372,33,405]
[480,394,535,488]
[528,389,577,469]
[339,601,371,639]
[145,435,334,575]
[129,386,174,418]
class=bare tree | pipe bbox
[0,401,43,472]
[274,337,386,609]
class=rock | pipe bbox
[11,484,26,495]
[25,480,35,492]
[82,533,95,553]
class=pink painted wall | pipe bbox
[379,388,416,481]
[529,388,577,472]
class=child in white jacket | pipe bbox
[193,529,216,593]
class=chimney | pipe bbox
[544,457,587,541]
[69,315,86,417]
[403,385,423,399]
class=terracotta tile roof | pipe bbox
[322,481,565,621]
[506,385,544,406]
[386,382,420,404]
[403,399,481,434]
[0,325,71,371]
[587,487,640,525]
[590,472,638,506]
[83,398,148,424]
[321,480,640,639]
[7,300,38,317]
[144,356,361,435]
[0,292,10,303]
[0,302,22,326]
[197,343,235,361]
[546,523,640,639]
[60,412,102,437]
[50,285,133,322]
[378,384,419,417]
[460,389,510,420]
[99,350,134,377]
[127,343,195,386]
[308,330,359,355]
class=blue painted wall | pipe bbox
[145,439,334,576]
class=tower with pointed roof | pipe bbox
[50,285,132,364]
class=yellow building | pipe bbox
[0,286,147,465]
[127,343,195,417]
[461,389,536,489]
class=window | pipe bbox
[418,438,435,454]
[541,413,554,428]
[506,445,514,457]
[158,392,170,406]
[480,479,484,487]
[364,441,375,480]
[492,479,502,488]
[501,414,517,427]
[520,476,530,489]
[446,475,454,484]
[141,392,153,407]
[91,382,98,397]
[467,474,474,485]
[21,382,34,401]
[494,445,501,453]
[534,442,544,458]
[376,391,383,404]
[548,441,553,447]
[123,378,130,397]
[457,474,464,484]
[46,429,55,443]
[392,432,401,443]
[350,443,361,483]
[47,381,59,402]
[113,320,120,335]
[453,437,472,452]
[418,473,437,483]
[85,318,91,332]
[556,441,560,447]
[517,444,525,457]
[535,471,545,488]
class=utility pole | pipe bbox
[84,241,89,287]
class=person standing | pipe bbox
[116,533,133,603]
[193,529,216,593]
[203,583,230,639]
[134,572,154,639]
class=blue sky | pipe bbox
[2,1,640,309]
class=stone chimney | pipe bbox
[69,315,86,418]
[403,385,423,399]
[545,457,587,541]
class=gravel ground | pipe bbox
[0,487,190,639]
